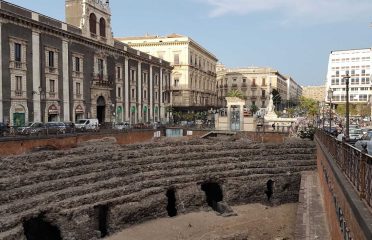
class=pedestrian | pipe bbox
[272,123,275,131]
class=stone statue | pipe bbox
[267,94,275,113]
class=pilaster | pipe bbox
[137,61,142,122]
[62,39,70,122]
[0,22,2,122]
[149,65,153,121]
[159,68,163,122]
[32,31,41,122]
[124,57,129,121]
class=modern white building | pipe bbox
[326,48,372,104]
[117,34,218,112]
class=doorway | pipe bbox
[23,215,62,240]
[201,182,223,211]
[97,96,106,123]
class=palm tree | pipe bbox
[226,89,244,99]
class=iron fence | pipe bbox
[316,130,372,208]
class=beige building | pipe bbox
[287,76,303,104]
[217,65,300,109]
[117,34,218,112]
[302,85,326,102]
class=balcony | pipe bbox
[72,71,83,79]
[48,92,57,98]
[251,96,257,100]
[231,83,238,89]
[75,93,82,99]
[14,90,23,97]
[91,73,113,88]
[241,83,248,89]
[91,33,97,39]
[46,66,58,74]
[9,61,26,70]
[261,95,266,99]
[251,84,257,89]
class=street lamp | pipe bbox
[328,88,333,133]
[344,74,351,140]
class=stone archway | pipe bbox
[23,214,62,240]
[11,104,27,126]
[97,96,106,123]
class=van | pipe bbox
[75,119,99,132]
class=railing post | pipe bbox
[360,145,367,199]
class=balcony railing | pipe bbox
[14,90,23,97]
[316,130,372,209]
[9,61,26,70]
[91,73,113,88]
[72,71,83,78]
[49,92,56,98]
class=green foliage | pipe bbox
[271,89,281,106]
[335,104,370,117]
[299,96,319,117]
[250,104,259,114]
[226,89,244,99]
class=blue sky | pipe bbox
[6,0,372,86]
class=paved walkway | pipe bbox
[295,171,330,240]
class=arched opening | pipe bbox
[89,13,97,34]
[265,179,274,201]
[95,205,109,238]
[97,96,106,123]
[166,189,177,217]
[99,18,106,37]
[48,104,59,122]
[201,182,223,211]
[23,215,62,240]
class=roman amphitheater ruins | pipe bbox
[0,135,317,240]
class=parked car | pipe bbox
[337,128,364,144]
[45,122,66,135]
[75,119,99,132]
[113,122,130,131]
[355,131,372,154]
[17,122,45,135]
[63,122,75,133]
[0,122,9,136]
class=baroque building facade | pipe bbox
[217,64,301,109]
[0,0,172,126]
[117,34,218,112]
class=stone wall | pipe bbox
[0,137,316,240]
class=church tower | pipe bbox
[65,0,114,46]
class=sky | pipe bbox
[6,0,372,86]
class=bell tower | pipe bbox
[65,0,114,46]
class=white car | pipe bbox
[75,119,99,132]
[113,122,130,130]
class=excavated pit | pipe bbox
[0,137,317,240]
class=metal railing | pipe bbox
[316,130,372,208]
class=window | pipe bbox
[262,78,266,86]
[362,69,366,74]
[143,90,147,99]
[48,51,54,67]
[118,87,121,98]
[98,59,104,77]
[351,70,355,75]
[15,43,21,62]
[117,67,121,79]
[174,54,179,65]
[155,91,158,100]
[99,18,106,37]
[345,70,349,75]
[252,78,256,86]
[131,89,135,99]
[130,69,136,82]
[233,78,237,82]
[76,82,81,95]
[336,71,339,76]
[49,80,55,93]
[15,76,22,92]
[262,101,266,107]
[174,78,179,87]
[252,101,255,105]
[262,90,265,97]
[75,57,80,72]
[89,13,97,34]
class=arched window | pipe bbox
[99,18,106,37]
[89,13,97,34]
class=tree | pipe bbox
[226,89,244,99]
[250,104,259,114]
[299,96,319,118]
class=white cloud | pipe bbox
[204,0,372,23]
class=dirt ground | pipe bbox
[106,203,298,240]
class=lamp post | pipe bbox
[328,89,333,133]
[344,74,351,140]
